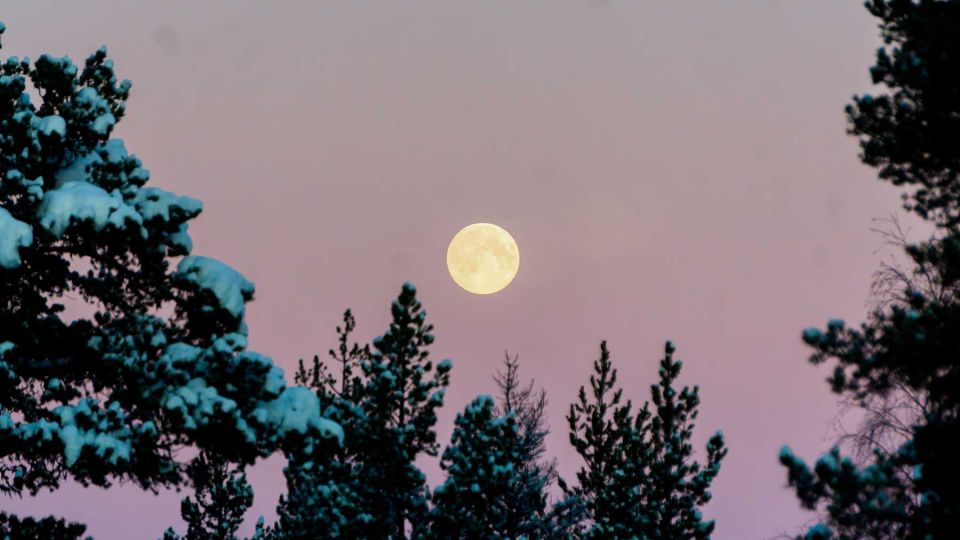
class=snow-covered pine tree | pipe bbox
[565,341,636,538]
[780,3,960,537]
[631,341,726,539]
[272,285,451,539]
[540,489,587,539]
[270,451,365,540]
[161,452,254,540]
[270,313,368,539]
[492,352,565,538]
[427,395,523,538]
[0,23,342,534]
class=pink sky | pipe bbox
[3,2,923,538]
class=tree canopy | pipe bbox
[0,22,340,535]
[781,1,960,538]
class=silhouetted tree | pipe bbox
[781,3,960,537]
[0,512,88,540]
[273,284,451,539]
[0,22,341,534]
[354,283,452,538]
[428,395,523,538]
[270,312,368,539]
[162,452,254,540]
[568,341,726,539]
[782,242,960,538]
[492,352,560,537]
[632,342,726,539]
[846,1,960,229]
[566,341,639,538]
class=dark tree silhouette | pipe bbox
[0,22,340,534]
[272,284,451,539]
[427,395,523,538]
[492,352,561,537]
[781,3,960,537]
[633,342,726,539]
[566,341,635,538]
[846,0,960,229]
[0,512,88,540]
[567,341,725,539]
[270,311,368,540]
[162,452,254,540]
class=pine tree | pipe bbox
[780,243,960,539]
[270,311,369,539]
[428,395,523,538]
[162,452,254,540]
[845,0,960,229]
[0,512,89,540]
[567,341,726,539]
[491,352,557,538]
[355,282,451,538]
[0,23,341,532]
[566,341,637,538]
[541,490,588,539]
[271,455,366,539]
[272,284,451,539]
[780,2,960,538]
[781,284,960,538]
[633,342,726,539]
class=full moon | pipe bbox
[446,223,520,295]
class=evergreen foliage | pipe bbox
[0,23,340,534]
[162,452,254,540]
[568,341,726,539]
[427,395,522,538]
[636,342,726,539]
[273,284,451,539]
[271,451,365,540]
[845,0,960,228]
[357,282,451,538]
[781,2,960,538]
[270,311,369,539]
[566,341,636,538]
[0,512,88,540]
[781,245,960,538]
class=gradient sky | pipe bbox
[2,2,926,538]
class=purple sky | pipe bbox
[3,2,926,538]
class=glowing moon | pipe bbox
[446,223,520,295]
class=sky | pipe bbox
[1,1,922,538]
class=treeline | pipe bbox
[2,0,960,538]
[179,287,725,540]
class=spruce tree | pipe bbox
[781,280,960,537]
[0,23,341,532]
[780,1,960,538]
[568,341,726,539]
[428,395,522,538]
[355,282,451,538]
[272,284,451,539]
[566,341,636,538]
[270,311,368,539]
[271,452,365,540]
[162,452,254,540]
[633,342,726,539]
